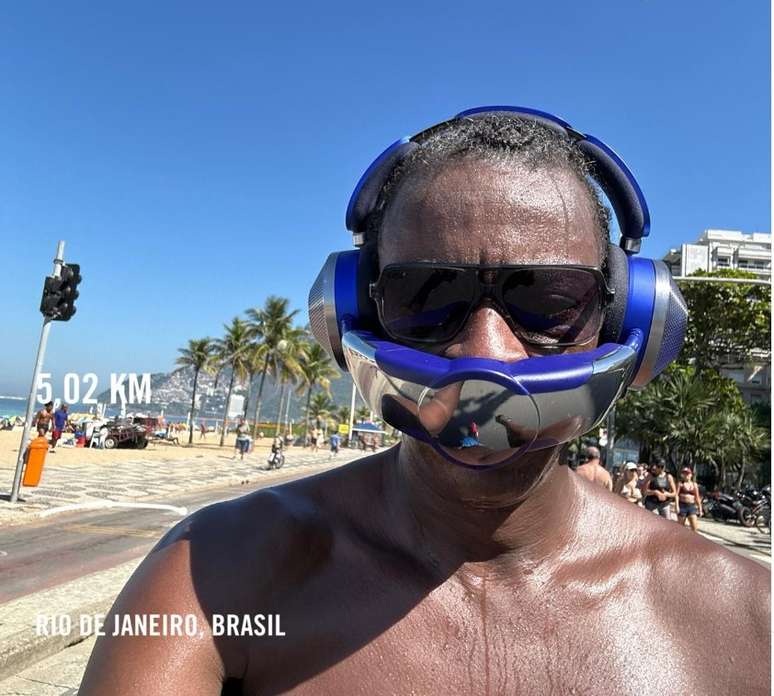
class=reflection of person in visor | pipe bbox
[81,116,769,694]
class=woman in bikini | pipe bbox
[677,466,703,532]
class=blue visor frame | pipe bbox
[341,328,642,469]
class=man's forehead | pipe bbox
[379,159,602,267]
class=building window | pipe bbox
[717,257,730,267]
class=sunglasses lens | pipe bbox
[501,268,603,345]
[379,267,472,341]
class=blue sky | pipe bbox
[0,0,769,395]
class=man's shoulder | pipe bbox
[644,520,769,619]
[158,451,389,596]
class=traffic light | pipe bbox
[38,263,81,321]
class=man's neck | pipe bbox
[384,440,586,580]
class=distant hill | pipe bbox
[96,365,364,422]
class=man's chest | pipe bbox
[240,580,706,696]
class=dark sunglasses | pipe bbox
[369,263,614,347]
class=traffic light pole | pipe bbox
[9,241,65,503]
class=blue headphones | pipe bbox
[309,106,687,389]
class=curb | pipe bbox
[0,597,109,682]
[0,559,142,682]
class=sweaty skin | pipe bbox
[80,159,770,695]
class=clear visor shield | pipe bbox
[342,331,637,469]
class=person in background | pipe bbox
[199,422,207,440]
[233,418,251,461]
[677,466,703,532]
[575,446,613,491]
[643,459,677,520]
[50,403,70,451]
[329,431,341,458]
[34,401,54,437]
[636,463,648,494]
[615,462,643,505]
[310,427,319,452]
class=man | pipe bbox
[643,459,678,519]
[50,403,69,451]
[329,431,341,458]
[575,445,613,491]
[33,401,53,437]
[82,113,768,695]
[233,418,251,461]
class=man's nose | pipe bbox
[443,304,530,361]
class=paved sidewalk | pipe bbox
[0,447,368,527]
[697,517,771,563]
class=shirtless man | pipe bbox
[81,111,769,695]
[33,401,54,437]
[575,445,613,491]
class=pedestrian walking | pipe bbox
[677,467,703,532]
[643,459,677,519]
[233,418,251,461]
[50,403,70,451]
[615,462,643,505]
[329,432,341,458]
[575,446,613,491]
[34,401,54,437]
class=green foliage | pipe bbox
[616,364,769,487]
[678,269,770,369]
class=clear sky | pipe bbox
[0,0,769,395]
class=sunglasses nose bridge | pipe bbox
[447,303,531,362]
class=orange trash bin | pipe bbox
[22,436,49,487]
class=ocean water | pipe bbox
[0,396,118,420]
[0,397,26,418]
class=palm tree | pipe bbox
[245,296,299,434]
[175,338,214,445]
[272,327,308,436]
[297,341,338,444]
[308,393,334,433]
[355,405,371,423]
[212,318,253,447]
[242,343,266,420]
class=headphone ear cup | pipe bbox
[308,251,361,370]
[599,243,629,343]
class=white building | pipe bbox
[663,229,771,278]
[663,229,771,405]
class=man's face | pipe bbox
[377,157,604,477]
[379,158,603,362]
[45,404,52,413]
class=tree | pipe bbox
[175,338,214,445]
[272,326,308,436]
[616,363,766,489]
[242,343,265,420]
[678,269,770,370]
[297,341,339,445]
[245,297,299,435]
[212,318,253,447]
[308,393,335,434]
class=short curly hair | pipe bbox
[367,114,611,265]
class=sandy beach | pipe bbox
[0,428,280,473]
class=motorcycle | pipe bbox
[702,490,746,524]
[267,449,285,470]
[737,486,768,528]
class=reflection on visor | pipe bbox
[342,330,636,470]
